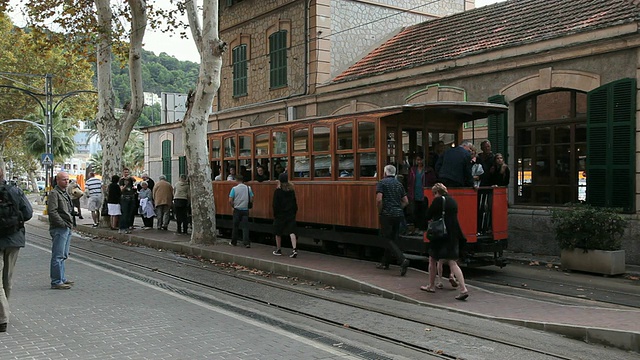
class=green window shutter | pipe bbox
[487,94,508,159]
[162,140,172,183]
[586,78,636,212]
[269,31,287,88]
[232,45,247,97]
[179,156,187,176]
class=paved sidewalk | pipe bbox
[38,213,640,353]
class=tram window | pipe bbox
[313,154,331,177]
[224,160,237,180]
[359,153,377,177]
[272,157,287,180]
[255,133,269,156]
[337,123,353,150]
[293,128,308,152]
[358,121,375,149]
[224,137,236,158]
[239,159,251,181]
[239,136,251,157]
[338,154,354,178]
[313,126,330,152]
[293,156,310,178]
[211,161,221,181]
[211,139,221,159]
[256,159,271,179]
[272,131,288,155]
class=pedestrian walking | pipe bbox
[47,171,75,290]
[173,174,190,235]
[0,167,33,332]
[271,173,298,258]
[137,181,155,229]
[420,183,469,300]
[375,164,410,276]
[228,175,253,248]
[152,175,173,230]
[106,175,122,230]
[84,172,103,227]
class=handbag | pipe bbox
[246,185,253,209]
[427,196,447,240]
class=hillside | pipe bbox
[112,49,199,127]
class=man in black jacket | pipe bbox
[0,168,33,332]
[435,140,474,188]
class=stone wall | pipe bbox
[330,0,464,78]
[509,207,640,266]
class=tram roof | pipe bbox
[399,101,508,122]
[210,101,507,134]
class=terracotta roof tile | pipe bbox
[333,0,640,83]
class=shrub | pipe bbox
[550,204,627,251]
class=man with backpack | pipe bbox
[0,167,34,333]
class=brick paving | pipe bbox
[34,211,640,352]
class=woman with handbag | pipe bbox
[420,183,469,300]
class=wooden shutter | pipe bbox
[586,78,636,212]
[162,140,172,183]
[487,94,508,159]
[179,156,187,176]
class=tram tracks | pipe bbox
[26,223,600,360]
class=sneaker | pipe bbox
[289,249,298,258]
[51,283,71,290]
[125,230,131,234]
[92,224,98,228]
[272,249,282,256]
[245,244,251,248]
[0,323,6,332]
[229,241,237,246]
[78,215,84,219]
[63,280,75,285]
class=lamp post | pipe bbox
[0,72,96,211]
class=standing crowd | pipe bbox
[376,139,510,301]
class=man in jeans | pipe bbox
[48,172,74,290]
[152,175,173,230]
[376,164,410,276]
[228,175,254,248]
[0,167,33,332]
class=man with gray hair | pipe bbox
[152,175,173,230]
[376,164,410,276]
[435,140,474,188]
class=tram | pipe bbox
[208,101,509,267]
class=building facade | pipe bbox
[144,0,640,264]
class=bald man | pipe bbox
[47,172,74,290]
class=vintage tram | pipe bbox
[208,101,509,266]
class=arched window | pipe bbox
[515,90,587,205]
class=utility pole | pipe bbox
[45,74,54,188]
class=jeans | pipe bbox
[0,247,20,324]
[50,227,72,286]
[156,205,171,229]
[379,215,406,266]
[232,209,250,246]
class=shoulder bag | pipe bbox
[246,185,253,209]
[427,196,447,240]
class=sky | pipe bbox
[8,0,506,64]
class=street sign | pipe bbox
[41,153,53,166]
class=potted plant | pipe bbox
[550,204,627,275]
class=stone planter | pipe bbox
[560,248,626,275]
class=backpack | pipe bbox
[0,184,22,233]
